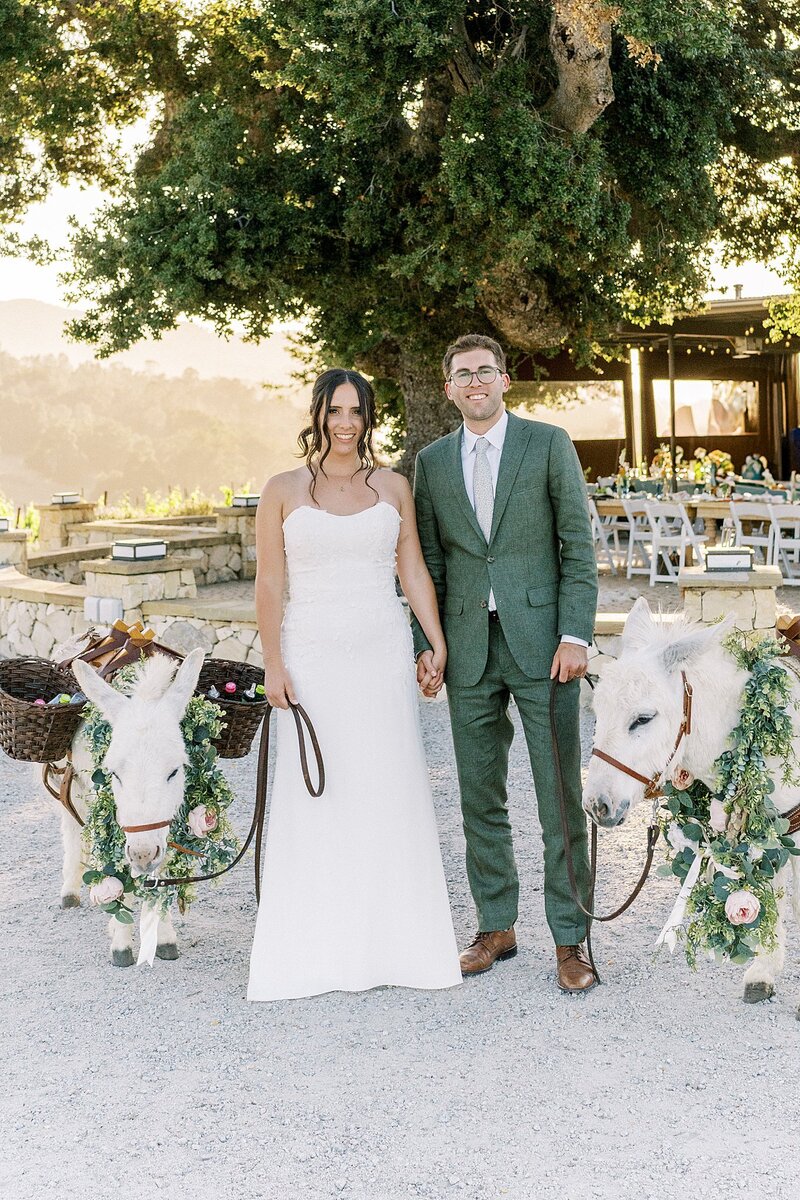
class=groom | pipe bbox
[411,333,598,992]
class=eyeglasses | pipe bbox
[448,366,503,387]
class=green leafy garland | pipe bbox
[81,663,240,917]
[659,634,800,967]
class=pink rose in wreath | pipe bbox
[671,767,694,791]
[187,805,218,838]
[724,889,761,926]
[90,876,124,906]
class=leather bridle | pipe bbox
[591,671,693,801]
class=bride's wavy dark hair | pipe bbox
[298,368,379,504]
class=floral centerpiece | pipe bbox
[657,634,800,966]
[650,443,683,479]
[81,663,240,917]
[689,447,735,490]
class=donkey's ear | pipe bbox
[659,617,734,674]
[622,597,655,650]
[70,659,128,724]
[161,647,205,717]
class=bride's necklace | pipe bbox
[318,464,362,494]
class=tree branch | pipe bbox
[478,262,571,352]
[445,15,483,95]
[542,1,617,135]
[727,113,800,165]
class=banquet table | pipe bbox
[594,497,777,544]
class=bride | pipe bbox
[248,367,462,1000]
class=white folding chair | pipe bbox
[621,497,652,578]
[646,501,707,585]
[768,502,800,584]
[729,501,772,564]
[588,497,618,575]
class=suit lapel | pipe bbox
[443,427,487,544]
[490,412,532,543]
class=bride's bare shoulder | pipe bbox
[375,467,412,504]
[260,467,308,504]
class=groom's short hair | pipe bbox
[443,334,506,378]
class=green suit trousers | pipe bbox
[446,620,591,944]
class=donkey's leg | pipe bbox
[743,874,788,1003]
[155,909,179,960]
[60,807,85,909]
[108,894,135,967]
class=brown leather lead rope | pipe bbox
[549,680,663,987]
[143,701,324,901]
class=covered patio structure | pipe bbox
[514,297,800,481]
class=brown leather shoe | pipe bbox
[459,927,517,976]
[556,944,597,993]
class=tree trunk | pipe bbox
[397,351,459,478]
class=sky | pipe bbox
[0,178,790,308]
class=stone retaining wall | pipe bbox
[0,592,86,660]
[30,536,241,588]
[0,568,259,665]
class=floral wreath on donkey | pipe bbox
[658,633,800,966]
[81,663,240,921]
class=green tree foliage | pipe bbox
[2,2,799,463]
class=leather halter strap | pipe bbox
[119,820,172,833]
[590,749,655,792]
[591,671,693,800]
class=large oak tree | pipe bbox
[3,2,799,464]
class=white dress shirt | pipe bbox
[460,408,587,647]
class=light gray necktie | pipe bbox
[473,436,494,541]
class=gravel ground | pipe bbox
[4,573,800,1200]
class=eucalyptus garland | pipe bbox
[81,663,240,917]
[659,634,800,967]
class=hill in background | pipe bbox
[0,300,307,386]
[0,301,310,506]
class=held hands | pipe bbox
[416,647,447,698]
[550,642,589,684]
[264,662,297,709]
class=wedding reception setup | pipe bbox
[4,3,800,1200]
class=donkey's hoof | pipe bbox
[156,943,179,961]
[60,894,80,909]
[111,947,135,968]
[743,981,775,1004]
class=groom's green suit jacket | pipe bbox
[411,411,598,686]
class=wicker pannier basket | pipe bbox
[196,659,267,758]
[0,658,86,762]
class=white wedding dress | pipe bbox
[247,500,462,1000]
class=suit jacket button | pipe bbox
[487,556,495,563]
[480,600,488,608]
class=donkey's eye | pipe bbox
[167,768,180,782]
[629,714,655,732]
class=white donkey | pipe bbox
[53,647,205,966]
[583,598,800,1005]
